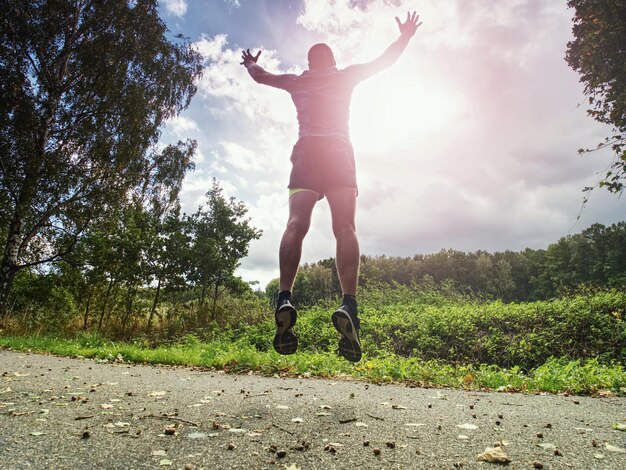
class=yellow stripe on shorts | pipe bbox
[289,188,318,198]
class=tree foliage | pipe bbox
[566,0,626,193]
[267,222,626,307]
[187,180,263,321]
[0,0,203,315]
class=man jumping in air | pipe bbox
[241,12,422,362]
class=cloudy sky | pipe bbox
[158,0,626,289]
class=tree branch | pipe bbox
[16,221,89,270]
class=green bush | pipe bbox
[277,285,625,368]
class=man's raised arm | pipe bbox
[345,11,422,81]
[241,49,295,90]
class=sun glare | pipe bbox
[351,73,462,154]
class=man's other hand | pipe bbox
[395,11,422,38]
[241,49,261,67]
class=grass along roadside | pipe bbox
[1,334,624,396]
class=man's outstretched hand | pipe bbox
[241,49,261,67]
[395,11,422,38]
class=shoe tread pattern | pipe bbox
[273,306,297,355]
[331,308,362,362]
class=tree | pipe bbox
[0,0,203,316]
[566,0,626,193]
[187,180,262,321]
[145,205,191,332]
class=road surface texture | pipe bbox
[0,349,625,469]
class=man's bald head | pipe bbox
[308,43,336,70]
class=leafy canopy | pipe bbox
[565,0,626,193]
[0,0,202,310]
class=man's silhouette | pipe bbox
[242,12,422,362]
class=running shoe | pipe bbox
[273,298,298,355]
[331,302,361,362]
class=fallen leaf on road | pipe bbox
[457,423,478,430]
[391,404,407,410]
[537,443,556,450]
[283,464,301,470]
[429,392,448,400]
[477,446,511,464]
[291,418,303,423]
[247,432,262,437]
[228,428,247,434]
[152,450,167,456]
[100,404,113,409]
[316,412,331,417]
[149,391,166,397]
[159,459,172,466]
[613,423,626,432]
[30,431,45,436]
[320,405,332,409]
[355,422,368,427]
[458,435,469,439]
[276,405,289,410]
[14,372,30,377]
[605,443,626,453]
[105,422,129,428]
[164,425,177,435]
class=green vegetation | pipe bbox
[269,222,626,307]
[0,1,203,315]
[1,335,623,396]
[2,285,624,395]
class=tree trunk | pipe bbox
[0,215,23,318]
[210,280,221,321]
[121,285,135,335]
[98,278,115,331]
[83,288,93,330]
[200,283,207,306]
[147,277,161,332]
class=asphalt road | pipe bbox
[0,350,625,469]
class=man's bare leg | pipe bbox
[326,187,359,295]
[279,190,319,292]
[327,187,361,362]
[274,190,318,355]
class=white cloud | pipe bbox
[162,0,187,17]
[194,34,228,62]
[164,115,199,138]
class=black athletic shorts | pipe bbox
[288,136,357,199]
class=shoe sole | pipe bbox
[331,308,362,362]
[273,306,297,355]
